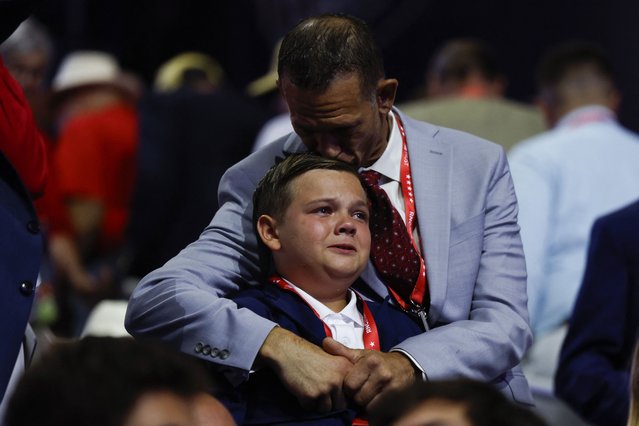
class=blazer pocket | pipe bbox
[449,211,485,247]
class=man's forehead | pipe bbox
[280,72,369,97]
[281,74,371,117]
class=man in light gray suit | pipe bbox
[125,13,533,415]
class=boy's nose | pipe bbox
[337,217,357,236]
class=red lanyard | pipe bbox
[393,112,428,309]
[269,275,380,350]
[269,276,377,425]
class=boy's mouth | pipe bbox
[329,243,357,252]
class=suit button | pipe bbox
[210,347,220,358]
[202,345,211,356]
[19,281,34,296]
[26,220,40,234]
[194,342,204,353]
[219,349,230,360]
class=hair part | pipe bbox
[277,13,384,96]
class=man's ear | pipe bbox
[376,78,399,115]
[256,215,281,251]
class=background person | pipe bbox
[399,38,545,151]
[5,336,236,426]
[0,0,48,417]
[555,198,639,426]
[508,42,639,392]
[369,379,547,426]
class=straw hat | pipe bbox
[51,50,131,95]
[246,39,282,97]
[153,52,224,93]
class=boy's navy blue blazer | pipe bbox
[219,281,424,425]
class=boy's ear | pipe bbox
[256,215,281,251]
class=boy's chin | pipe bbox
[326,265,367,283]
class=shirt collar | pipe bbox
[283,279,363,326]
[556,105,616,129]
[362,111,402,182]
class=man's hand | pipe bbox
[322,337,418,411]
[257,327,353,413]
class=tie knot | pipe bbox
[360,169,382,188]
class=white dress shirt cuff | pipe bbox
[391,348,428,381]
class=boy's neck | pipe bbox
[322,292,350,313]
[278,275,351,313]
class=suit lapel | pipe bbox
[399,110,450,324]
[282,133,307,154]
[264,286,328,344]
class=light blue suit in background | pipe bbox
[125,108,533,404]
[508,105,639,338]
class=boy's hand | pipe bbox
[258,327,353,413]
[322,337,418,412]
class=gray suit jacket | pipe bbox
[125,108,533,405]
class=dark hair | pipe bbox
[277,13,384,95]
[536,41,613,89]
[253,152,360,226]
[369,379,547,426]
[6,337,210,426]
[429,38,501,83]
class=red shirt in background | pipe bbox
[53,103,138,251]
[0,56,47,197]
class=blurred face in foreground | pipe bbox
[391,399,473,426]
[123,391,235,426]
[123,391,196,426]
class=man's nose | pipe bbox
[315,135,342,159]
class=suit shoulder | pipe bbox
[400,110,503,154]
[594,199,639,235]
[221,137,290,185]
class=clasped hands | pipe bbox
[258,327,417,414]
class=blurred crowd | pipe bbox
[2,3,639,426]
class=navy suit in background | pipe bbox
[555,198,639,426]
[0,153,42,402]
[0,0,44,403]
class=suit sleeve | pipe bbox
[0,56,47,197]
[555,218,631,426]
[393,145,532,389]
[125,148,281,374]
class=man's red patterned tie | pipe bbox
[359,169,428,310]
